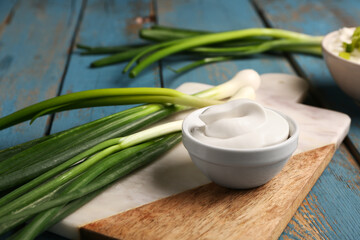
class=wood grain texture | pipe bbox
[50,0,160,134]
[0,0,83,149]
[80,144,335,240]
[0,0,17,36]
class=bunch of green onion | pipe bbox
[0,71,257,239]
[77,25,323,77]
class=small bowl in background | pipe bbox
[322,28,360,101]
[182,107,299,189]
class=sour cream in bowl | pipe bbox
[322,27,360,101]
[182,99,299,189]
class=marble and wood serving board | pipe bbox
[50,73,350,240]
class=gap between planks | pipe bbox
[45,0,88,136]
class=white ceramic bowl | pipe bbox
[322,29,360,101]
[182,107,299,189]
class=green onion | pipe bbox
[189,38,320,54]
[0,87,222,131]
[168,56,234,74]
[90,46,148,67]
[129,28,322,78]
[140,25,269,46]
[0,135,53,160]
[122,39,183,73]
[339,51,351,60]
[169,39,322,73]
[7,190,102,240]
[78,26,323,76]
[140,25,208,41]
[77,43,148,55]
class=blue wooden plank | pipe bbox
[157,0,296,90]
[253,0,360,238]
[0,0,83,149]
[50,0,160,133]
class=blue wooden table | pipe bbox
[0,0,359,239]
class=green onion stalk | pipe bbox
[0,70,259,239]
[78,25,323,75]
[0,87,222,131]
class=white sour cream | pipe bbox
[191,99,289,149]
[328,27,360,64]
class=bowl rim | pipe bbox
[321,27,360,67]
[182,104,299,154]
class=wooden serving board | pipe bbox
[80,145,335,240]
[50,74,350,239]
